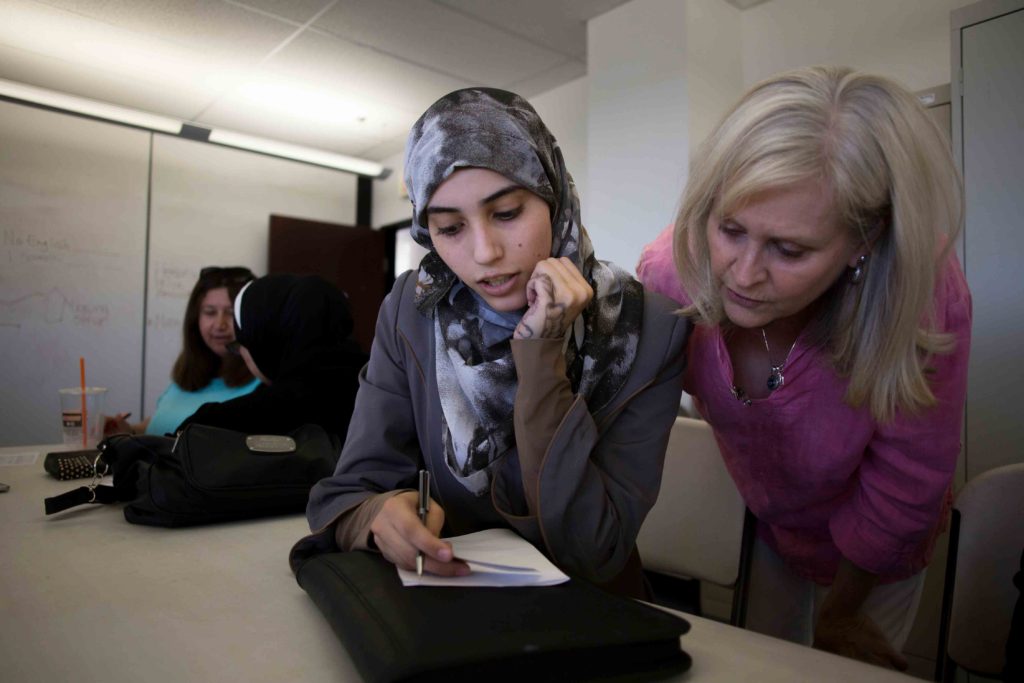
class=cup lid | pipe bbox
[58,387,108,395]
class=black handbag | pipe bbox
[296,550,693,682]
[44,423,340,527]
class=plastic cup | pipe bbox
[58,387,108,449]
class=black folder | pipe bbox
[295,551,692,682]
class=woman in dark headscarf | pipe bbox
[295,88,689,597]
[177,274,367,441]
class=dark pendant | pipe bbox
[767,370,784,392]
[731,385,752,406]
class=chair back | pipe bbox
[637,416,750,588]
[940,462,1024,679]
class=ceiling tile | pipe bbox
[506,58,586,99]
[434,0,630,61]
[0,43,214,120]
[312,0,568,87]
[0,0,623,161]
[0,0,299,119]
[26,0,297,62]
[197,30,469,157]
[250,29,469,118]
[198,79,414,158]
[355,134,409,163]
[221,0,336,25]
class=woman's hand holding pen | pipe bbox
[103,412,133,436]
[369,491,470,576]
[514,257,593,341]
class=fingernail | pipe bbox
[456,565,471,576]
[438,547,452,561]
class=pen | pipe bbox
[416,469,430,576]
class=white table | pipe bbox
[0,446,919,682]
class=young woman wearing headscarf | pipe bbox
[177,274,367,442]
[294,88,689,597]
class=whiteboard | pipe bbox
[0,100,149,445]
[143,135,357,415]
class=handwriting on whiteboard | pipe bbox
[2,228,121,264]
[153,263,197,299]
[0,288,110,329]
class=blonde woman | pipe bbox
[637,66,971,668]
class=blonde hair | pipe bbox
[675,66,962,422]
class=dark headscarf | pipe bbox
[178,274,367,439]
[404,87,643,496]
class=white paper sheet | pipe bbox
[398,528,570,587]
[0,451,40,466]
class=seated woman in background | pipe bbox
[637,66,971,668]
[105,266,259,436]
[292,88,688,598]
[177,273,367,442]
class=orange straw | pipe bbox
[79,357,87,448]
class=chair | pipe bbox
[936,462,1024,682]
[637,416,754,626]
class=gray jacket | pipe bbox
[296,270,689,589]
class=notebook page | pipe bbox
[398,528,569,587]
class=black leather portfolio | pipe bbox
[295,550,692,682]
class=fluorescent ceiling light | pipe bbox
[0,78,388,178]
[0,78,182,134]
[209,129,386,178]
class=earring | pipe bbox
[849,254,867,284]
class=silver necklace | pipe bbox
[762,328,798,392]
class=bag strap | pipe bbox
[44,484,119,515]
[44,450,117,516]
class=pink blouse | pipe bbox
[637,225,972,584]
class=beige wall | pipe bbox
[740,0,976,90]
[685,0,744,161]
[529,76,590,216]
[587,0,690,274]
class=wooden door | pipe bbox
[268,215,388,354]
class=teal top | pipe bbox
[145,377,261,436]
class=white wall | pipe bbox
[685,0,743,158]
[529,76,589,212]
[740,0,976,90]
[587,0,689,275]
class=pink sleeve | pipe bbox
[830,256,972,577]
[636,224,690,306]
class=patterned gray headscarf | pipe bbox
[405,87,643,496]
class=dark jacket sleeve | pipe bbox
[491,294,689,584]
